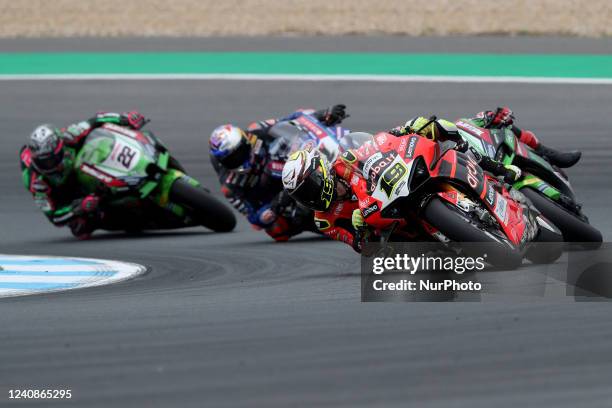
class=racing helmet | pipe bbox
[282,148,335,211]
[209,125,251,169]
[28,124,65,175]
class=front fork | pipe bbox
[151,170,200,218]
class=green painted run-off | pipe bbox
[0,52,611,78]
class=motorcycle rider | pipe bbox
[465,107,581,168]
[209,104,348,241]
[282,121,523,252]
[389,115,523,183]
[20,111,147,239]
[282,147,364,251]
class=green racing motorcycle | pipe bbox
[75,123,236,234]
[455,119,601,245]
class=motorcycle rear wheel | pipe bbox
[170,178,236,232]
[521,187,602,247]
[423,196,523,269]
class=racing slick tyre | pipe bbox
[170,178,236,232]
[524,217,564,264]
[423,196,523,269]
[521,188,602,248]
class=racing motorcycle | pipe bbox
[75,123,236,234]
[344,132,563,268]
[262,113,353,236]
[455,119,602,245]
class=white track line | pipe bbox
[0,255,146,298]
[0,74,611,84]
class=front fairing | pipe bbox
[75,125,158,194]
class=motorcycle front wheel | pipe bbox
[521,187,602,247]
[170,178,236,232]
[422,196,523,269]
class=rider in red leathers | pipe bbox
[282,128,520,252]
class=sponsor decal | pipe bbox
[362,202,379,218]
[456,120,484,136]
[104,123,139,139]
[398,137,407,153]
[341,150,357,164]
[297,116,327,139]
[466,156,480,189]
[485,183,496,207]
[267,160,284,172]
[351,174,360,186]
[334,202,344,215]
[362,152,383,178]
[395,180,407,194]
[405,136,418,159]
[380,160,409,198]
[80,163,114,184]
[494,194,508,224]
[376,133,387,145]
[369,155,396,185]
[439,191,458,204]
[253,139,263,155]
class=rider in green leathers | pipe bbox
[19,111,146,239]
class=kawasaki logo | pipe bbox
[456,121,484,136]
[80,164,114,184]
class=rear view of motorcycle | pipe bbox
[455,119,602,246]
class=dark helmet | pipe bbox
[29,124,65,175]
[209,124,251,169]
[282,148,335,211]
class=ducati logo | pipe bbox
[466,157,480,189]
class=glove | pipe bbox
[352,208,367,230]
[248,205,277,228]
[488,107,515,127]
[322,104,347,126]
[121,111,146,130]
[503,164,522,183]
[64,121,92,142]
[388,126,408,137]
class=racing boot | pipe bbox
[69,217,97,240]
[535,144,581,168]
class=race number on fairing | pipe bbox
[103,140,141,172]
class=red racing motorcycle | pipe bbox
[344,132,563,268]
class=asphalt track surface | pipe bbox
[1,38,612,407]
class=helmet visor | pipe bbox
[33,149,64,174]
[219,140,251,169]
[292,160,334,211]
